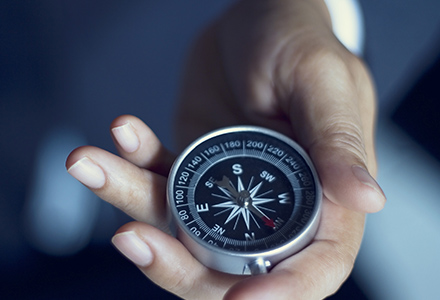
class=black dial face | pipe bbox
[169,127,319,253]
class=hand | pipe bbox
[174,2,386,297]
[66,0,386,299]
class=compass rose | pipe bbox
[212,176,276,230]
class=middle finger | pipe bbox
[66,145,169,230]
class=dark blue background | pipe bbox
[1,1,439,299]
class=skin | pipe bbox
[66,0,386,299]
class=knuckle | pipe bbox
[294,46,370,96]
[165,265,195,297]
[296,47,348,78]
[115,183,145,211]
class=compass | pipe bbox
[167,126,321,275]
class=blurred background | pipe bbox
[1,1,439,299]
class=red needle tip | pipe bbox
[263,217,275,228]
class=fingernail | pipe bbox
[112,231,153,267]
[112,123,139,153]
[352,165,386,201]
[67,157,106,189]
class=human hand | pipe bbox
[174,0,386,297]
[66,0,386,299]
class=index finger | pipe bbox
[110,114,176,177]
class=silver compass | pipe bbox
[167,126,322,275]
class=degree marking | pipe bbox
[185,167,201,175]
[260,143,268,157]
[200,153,211,163]
[293,187,313,191]
[296,204,313,209]
[280,232,288,240]
[220,144,228,156]
[288,170,303,177]
[263,238,268,248]
[202,232,210,240]
[175,185,191,189]
[276,154,288,166]
[186,219,197,226]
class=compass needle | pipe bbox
[168,126,321,275]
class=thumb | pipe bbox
[310,140,386,213]
[289,54,386,213]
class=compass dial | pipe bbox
[167,126,321,274]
